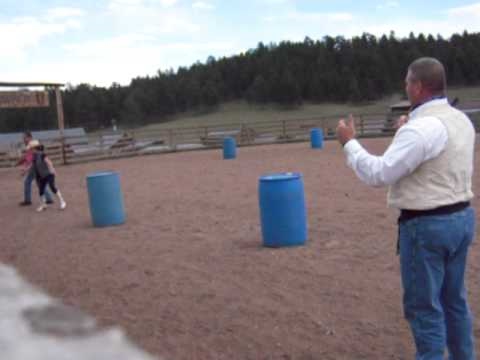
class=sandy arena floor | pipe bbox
[1,138,480,359]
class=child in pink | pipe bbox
[32,144,67,212]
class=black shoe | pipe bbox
[19,201,32,206]
[46,200,54,204]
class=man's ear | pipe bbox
[415,81,425,97]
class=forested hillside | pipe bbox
[1,31,479,132]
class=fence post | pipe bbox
[131,130,136,148]
[282,120,286,140]
[99,132,105,153]
[168,129,176,151]
[11,143,18,168]
[321,118,327,139]
[203,126,208,146]
[61,137,67,165]
[240,124,246,145]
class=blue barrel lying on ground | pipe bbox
[86,171,126,227]
[310,128,324,149]
[223,137,236,159]
[258,172,307,247]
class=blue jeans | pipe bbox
[24,168,52,203]
[399,207,476,360]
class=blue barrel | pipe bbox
[258,172,307,247]
[86,171,125,227]
[310,128,323,149]
[223,137,236,159]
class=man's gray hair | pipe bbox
[408,57,446,96]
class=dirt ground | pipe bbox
[1,138,480,360]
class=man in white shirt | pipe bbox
[336,57,475,359]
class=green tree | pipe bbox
[246,75,269,103]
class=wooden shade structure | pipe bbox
[0,81,65,134]
[0,81,66,163]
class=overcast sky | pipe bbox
[2,0,480,87]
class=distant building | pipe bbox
[390,100,411,113]
[390,97,458,113]
[384,97,460,132]
[383,100,410,132]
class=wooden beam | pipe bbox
[0,81,64,87]
[55,87,65,134]
[55,86,67,164]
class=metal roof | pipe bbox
[0,128,86,147]
[390,100,411,110]
[0,82,64,88]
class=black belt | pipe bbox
[396,201,470,255]
[398,201,470,223]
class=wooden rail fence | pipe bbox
[1,111,480,168]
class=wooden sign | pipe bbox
[0,91,49,108]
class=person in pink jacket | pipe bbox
[16,132,53,206]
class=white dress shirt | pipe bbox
[343,98,449,187]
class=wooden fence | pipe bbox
[2,110,480,168]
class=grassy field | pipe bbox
[137,95,403,131]
[142,86,480,130]
[108,85,480,134]
[447,85,480,102]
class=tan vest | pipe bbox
[387,102,475,210]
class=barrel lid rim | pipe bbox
[87,171,118,178]
[259,172,302,181]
